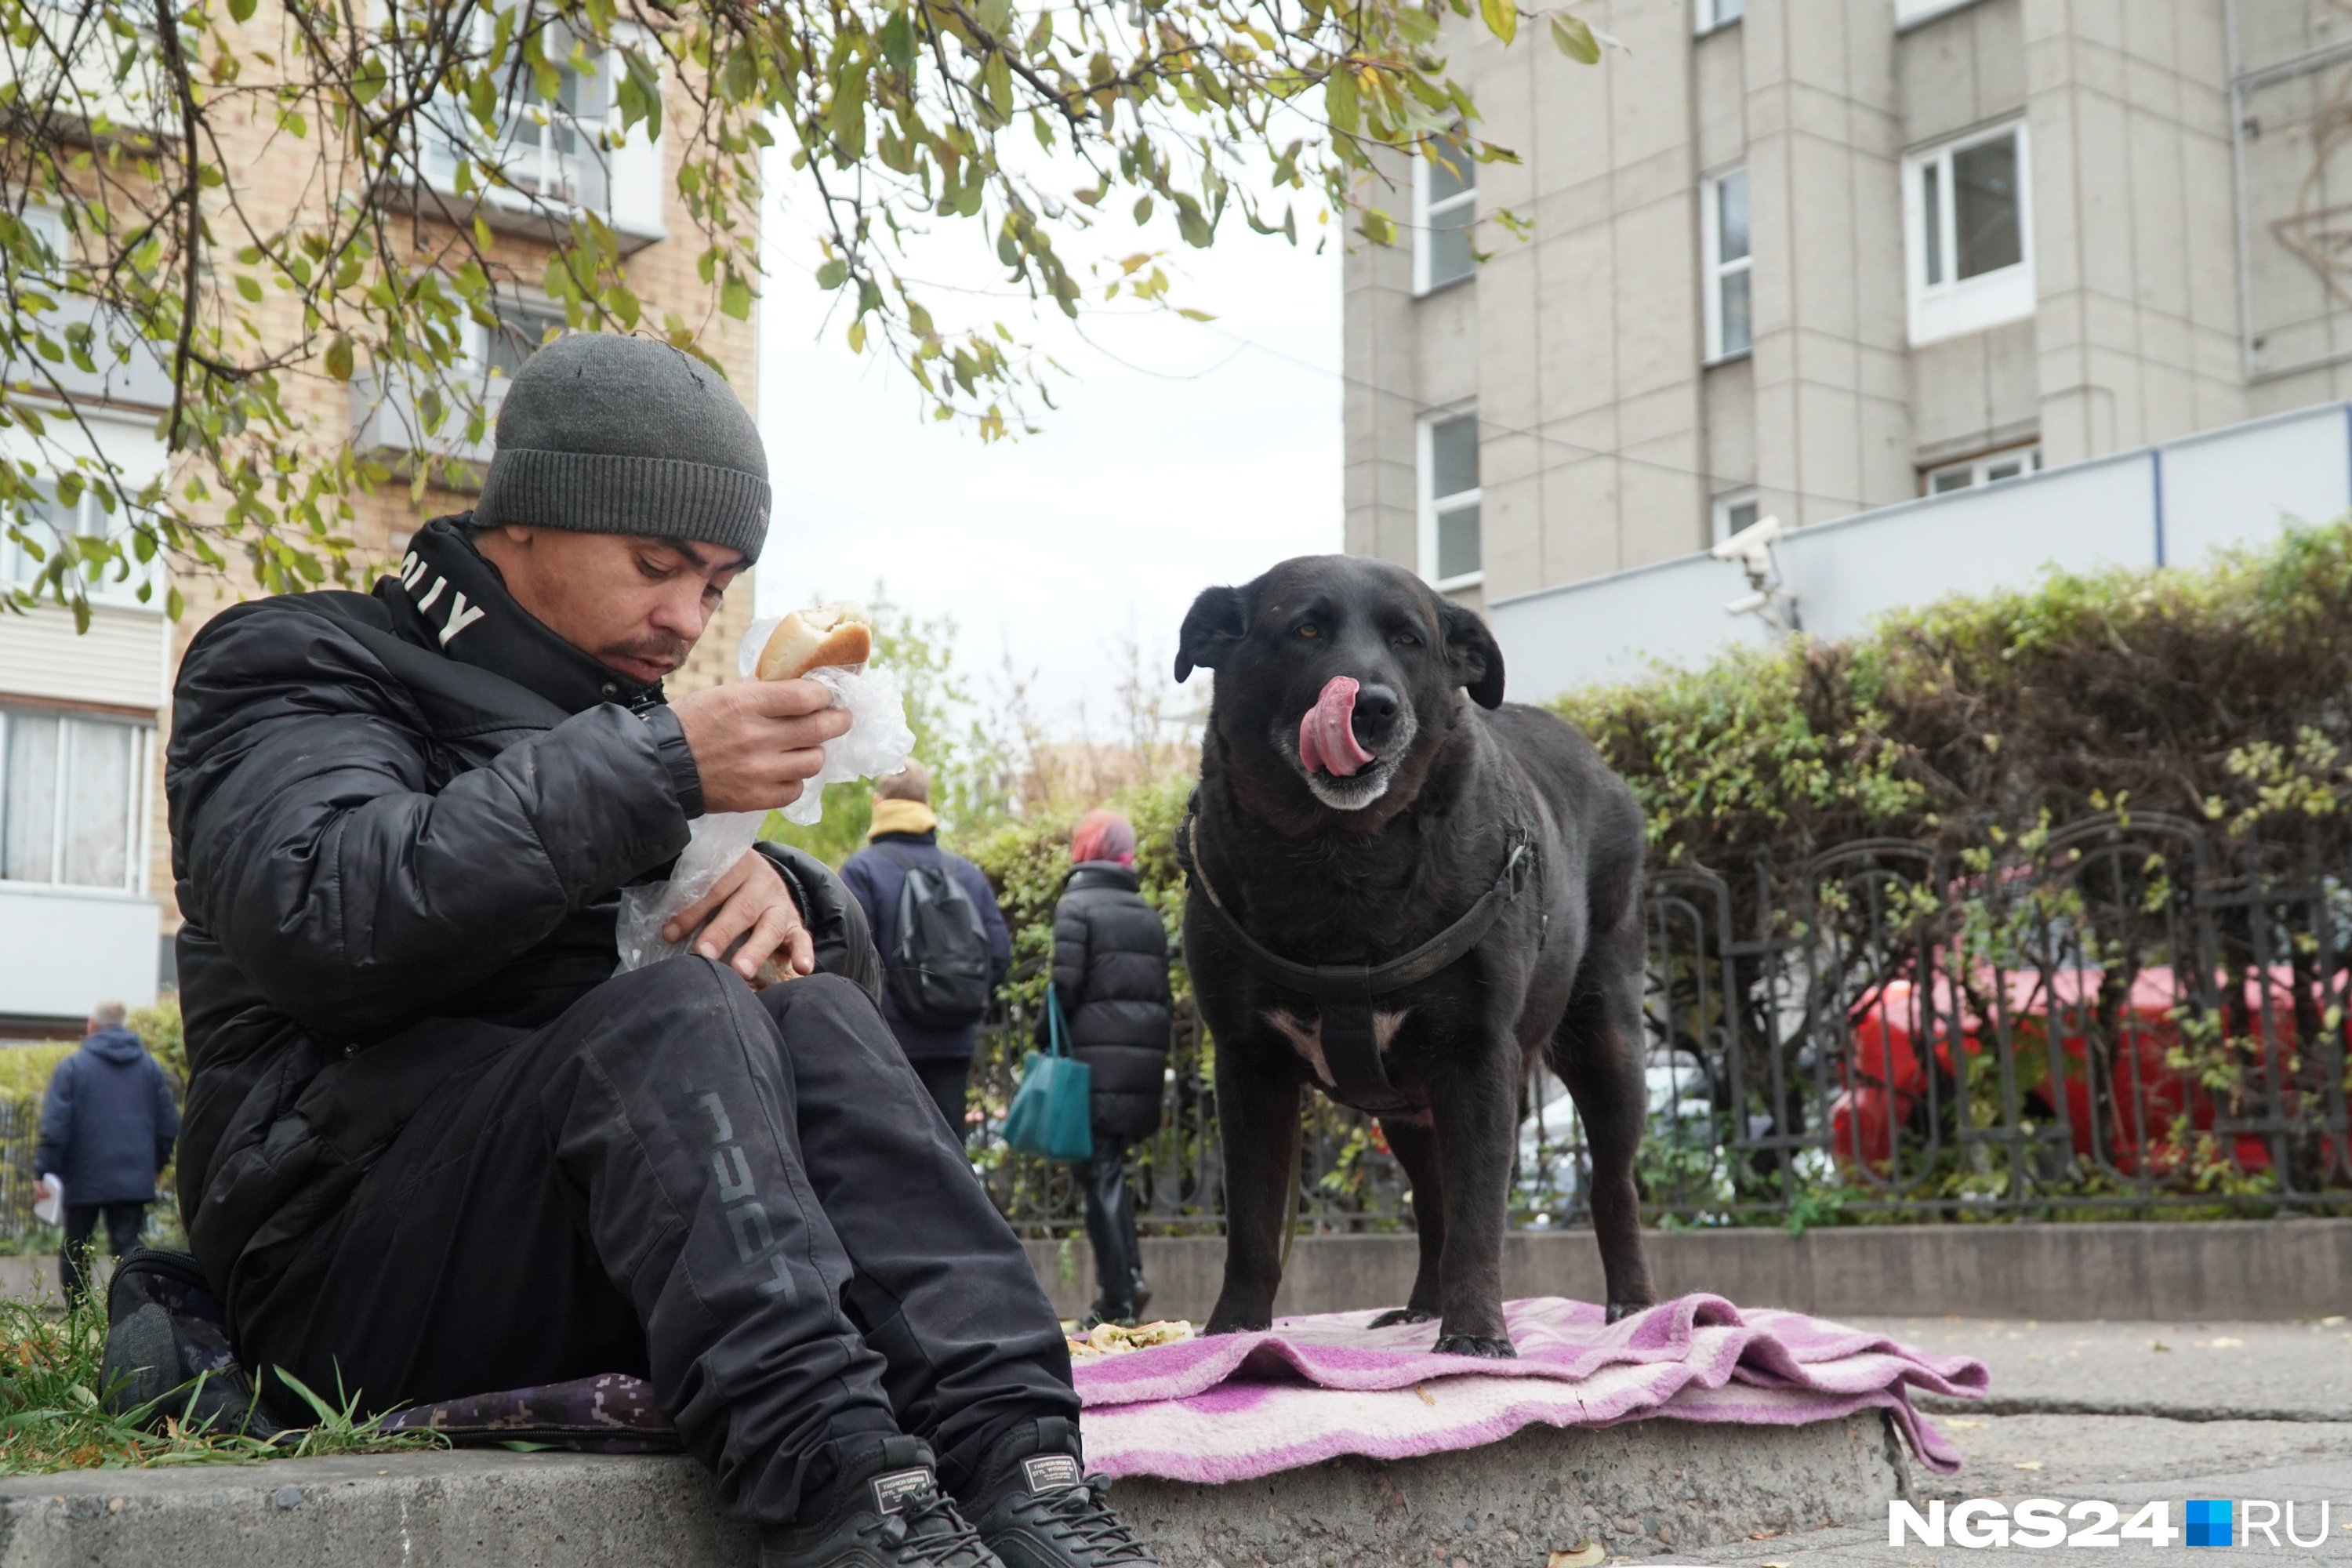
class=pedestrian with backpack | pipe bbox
[841,761,1012,1138]
[1044,811,1171,1329]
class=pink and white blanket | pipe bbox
[1073,1295,1986,1484]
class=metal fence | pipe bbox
[0,1100,47,1248]
[969,812,2352,1237]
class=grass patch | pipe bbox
[0,1292,441,1473]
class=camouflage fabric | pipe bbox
[379,1372,681,1452]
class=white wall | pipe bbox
[1490,401,2352,700]
[0,886,158,1021]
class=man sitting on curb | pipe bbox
[163,334,1151,1568]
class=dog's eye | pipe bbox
[1297,624,1320,639]
[1396,633,1419,648]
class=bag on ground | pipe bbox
[1004,989,1092,1162]
[880,848,994,1029]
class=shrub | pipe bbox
[1555,521,2352,900]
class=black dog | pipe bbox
[1173,554,1657,1356]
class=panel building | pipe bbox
[1345,0,2352,617]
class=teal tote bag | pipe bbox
[1004,989,1094,1162]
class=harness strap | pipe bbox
[1177,800,1535,1115]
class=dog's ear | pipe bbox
[1440,600,1506,709]
[1174,585,1250,683]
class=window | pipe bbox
[1695,0,1743,31]
[1924,445,2041,495]
[1702,169,1752,361]
[1711,488,1759,547]
[3,478,154,607]
[413,15,666,247]
[1905,122,2033,344]
[1419,410,1481,588]
[0,709,147,892]
[481,296,568,382]
[1414,132,1476,295]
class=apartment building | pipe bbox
[1345,0,2352,611]
[0,21,755,1033]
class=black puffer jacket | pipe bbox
[1047,863,1172,1145]
[167,517,877,1298]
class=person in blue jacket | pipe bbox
[840,760,1013,1137]
[34,1000,180,1306]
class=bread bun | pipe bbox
[756,604,873,680]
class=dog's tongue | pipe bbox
[1300,676,1377,778]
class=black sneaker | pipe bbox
[961,1418,1157,1568]
[762,1436,1004,1568]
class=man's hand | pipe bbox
[32,1178,54,1203]
[663,850,815,981]
[670,678,852,814]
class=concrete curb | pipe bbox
[1027,1219,2352,1323]
[0,1413,1910,1567]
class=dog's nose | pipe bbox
[1352,684,1402,739]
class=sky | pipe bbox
[751,148,1345,735]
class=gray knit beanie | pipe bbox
[473,334,771,564]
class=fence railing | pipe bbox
[967,812,2352,1237]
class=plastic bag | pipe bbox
[613,612,916,973]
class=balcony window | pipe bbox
[1695,0,1743,32]
[414,19,666,249]
[4,478,154,608]
[1414,132,1476,296]
[353,293,566,465]
[1420,409,1482,589]
[1924,444,2040,495]
[1906,122,2034,344]
[1702,169,1752,362]
[0,708,148,892]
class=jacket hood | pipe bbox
[1069,862,1142,893]
[82,1026,147,1065]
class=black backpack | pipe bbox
[880,848,994,1028]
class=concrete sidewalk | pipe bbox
[1668,1316,2352,1566]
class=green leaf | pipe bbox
[234,274,262,303]
[721,273,753,320]
[1550,13,1599,64]
[1324,67,1359,136]
[1479,0,1517,45]
[322,333,353,382]
[1360,205,1397,245]
[983,52,1013,118]
[228,0,256,19]
[815,259,848,290]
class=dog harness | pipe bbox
[1175,800,1537,1116]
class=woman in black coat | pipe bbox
[1047,809,1172,1327]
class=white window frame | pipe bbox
[0,706,153,896]
[1413,136,1477,297]
[1701,168,1752,364]
[1417,407,1483,591]
[1694,0,1744,33]
[1923,444,2041,495]
[2,475,158,610]
[1711,488,1759,547]
[415,14,666,247]
[1904,120,2034,346]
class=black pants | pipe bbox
[913,1058,970,1143]
[230,960,1075,1524]
[61,1201,146,1307]
[1075,1142,1144,1317]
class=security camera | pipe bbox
[1709,513,1786,564]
